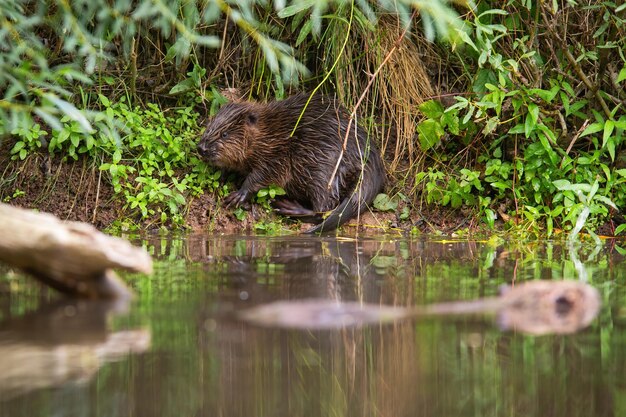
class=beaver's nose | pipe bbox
[197,141,210,156]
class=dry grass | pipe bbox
[373,17,436,172]
[324,13,443,188]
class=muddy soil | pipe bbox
[0,147,477,234]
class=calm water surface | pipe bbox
[0,234,625,417]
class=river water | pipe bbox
[0,234,624,417]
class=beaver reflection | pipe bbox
[495,280,600,335]
[241,280,601,335]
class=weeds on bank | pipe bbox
[4,0,626,237]
[409,2,626,237]
[10,95,220,226]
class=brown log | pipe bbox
[0,203,152,298]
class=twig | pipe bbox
[93,159,103,223]
[561,120,589,168]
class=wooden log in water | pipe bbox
[0,203,152,299]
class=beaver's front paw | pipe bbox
[224,189,250,208]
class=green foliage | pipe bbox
[417,168,483,209]
[0,0,315,135]
[411,0,626,237]
[416,100,462,151]
[255,184,286,209]
[5,0,626,236]
[254,220,286,235]
[94,98,219,225]
[10,124,47,160]
[2,189,25,203]
[373,193,398,212]
[9,94,219,226]
[1,0,462,136]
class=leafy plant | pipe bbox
[255,185,287,209]
[10,125,47,160]
[93,98,221,225]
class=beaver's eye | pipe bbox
[221,131,228,139]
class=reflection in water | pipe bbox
[238,280,601,335]
[0,235,624,417]
[0,299,150,401]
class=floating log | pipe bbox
[0,203,152,298]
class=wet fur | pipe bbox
[197,93,385,233]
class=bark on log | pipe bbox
[0,203,152,298]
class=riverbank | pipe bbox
[0,147,484,235]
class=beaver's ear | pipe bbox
[246,111,258,126]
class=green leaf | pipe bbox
[454,27,478,51]
[617,66,626,84]
[271,186,286,196]
[419,100,444,119]
[278,0,316,17]
[603,119,615,148]
[462,106,475,124]
[595,195,617,210]
[529,88,558,102]
[169,78,196,95]
[484,209,496,229]
[10,141,25,154]
[373,193,398,212]
[552,179,571,190]
[615,224,626,235]
[524,112,535,138]
[416,119,445,151]
[109,164,118,176]
[580,122,604,137]
[57,129,70,144]
[608,138,616,161]
[528,103,539,125]
[482,117,499,135]
[296,20,313,46]
[441,111,460,135]
[99,94,111,107]
[478,9,508,17]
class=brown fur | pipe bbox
[197,93,385,233]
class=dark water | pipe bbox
[0,235,624,417]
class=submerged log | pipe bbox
[0,203,152,298]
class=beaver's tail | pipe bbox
[304,156,384,234]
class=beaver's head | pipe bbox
[197,102,259,171]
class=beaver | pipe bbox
[197,93,385,233]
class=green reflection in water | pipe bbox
[0,236,624,417]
